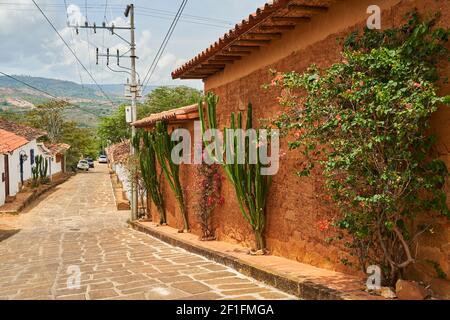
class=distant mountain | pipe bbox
[0,75,126,127]
[0,75,113,100]
[84,84,169,97]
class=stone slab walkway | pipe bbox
[132,221,379,300]
[0,164,295,300]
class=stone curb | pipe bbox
[129,221,369,300]
[0,174,73,215]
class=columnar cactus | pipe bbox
[153,121,189,232]
[199,93,272,252]
[133,130,167,225]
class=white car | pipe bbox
[77,160,89,171]
[98,155,108,164]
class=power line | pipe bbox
[0,3,233,28]
[0,71,59,100]
[31,0,115,106]
[63,0,85,88]
[141,0,188,96]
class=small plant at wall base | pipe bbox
[153,121,189,232]
[199,93,272,253]
[272,12,450,285]
[194,163,224,241]
[31,155,49,188]
[132,130,167,225]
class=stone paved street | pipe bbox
[0,164,294,300]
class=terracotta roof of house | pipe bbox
[0,118,46,141]
[0,128,29,153]
[44,143,71,155]
[133,104,200,128]
[172,0,334,79]
[106,140,130,164]
[38,143,71,156]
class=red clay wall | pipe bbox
[153,0,449,297]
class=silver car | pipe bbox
[77,160,89,171]
[98,155,108,164]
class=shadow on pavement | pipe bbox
[0,228,20,243]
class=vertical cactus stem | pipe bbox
[200,93,272,253]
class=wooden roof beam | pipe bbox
[214,55,242,60]
[234,39,271,46]
[287,4,329,14]
[271,16,311,23]
[228,45,260,52]
[259,25,295,31]
[244,32,282,40]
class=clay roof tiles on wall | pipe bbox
[132,104,200,129]
[0,118,46,141]
[0,129,29,153]
[43,143,71,156]
[106,140,130,164]
[171,0,334,80]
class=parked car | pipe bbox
[86,157,94,168]
[98,155,108,164]
[77,160,89,171]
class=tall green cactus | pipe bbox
[31,165,40,188]
[199,92,272,251]
[153,121,189,232]
[133,130,166,225]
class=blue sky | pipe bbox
[0,0,264,89]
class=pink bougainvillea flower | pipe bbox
[413,82,422,88]
[317,219,331,232]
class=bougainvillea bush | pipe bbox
[193,163,224,240]
[272,12,450,284]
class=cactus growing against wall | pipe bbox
[32,155,49,187]
[199,93,272,252]
[153,121,189,232]
[133,130,167,225]
[31,165,40,188]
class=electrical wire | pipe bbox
[31,0,115,106]
[140,0,188,96]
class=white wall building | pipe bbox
[0,120,46,206]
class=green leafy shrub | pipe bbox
[272,12,450,284]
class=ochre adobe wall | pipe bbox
[202,0,449,297]
[149,0,449,297]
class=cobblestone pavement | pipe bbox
[0,165,295,300]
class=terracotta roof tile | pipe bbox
[0,118,46,141]
[44,143,71,155]
[106,140,130,164]
[0,129,29,153]
[133,104,200,128]
[171,0,334,79]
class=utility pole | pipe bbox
[69,3,140,221]
[125,4,139,221]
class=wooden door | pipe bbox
[4,155,9,198]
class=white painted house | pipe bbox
[37,143,70,180]
[0,119,46,206]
